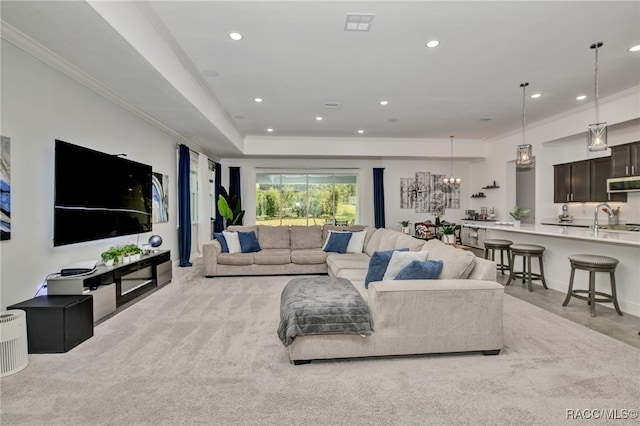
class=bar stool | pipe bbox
[562,254,622,317]
[506,244,548,292]
[483,239,513,275]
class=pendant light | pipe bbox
[517,82,533,167]
[587,42,608,151]
[442,135,461,187]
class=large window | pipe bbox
[256,173,357,226]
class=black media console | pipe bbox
[47,250,172,322]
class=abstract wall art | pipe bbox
[1,136,10,240]
[152,172,169,223]
[400,171,460,214]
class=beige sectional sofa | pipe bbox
[203,225,504,363]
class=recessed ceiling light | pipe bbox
[379,100,389,106]
[531,93,541,99]
[228,32,243,41]
[576,95,587,100]
[357,130,365,134]
[425,40,440,48]
[628,44,640,52]
[254,97,263,103]
[266,128,274,133]
[315,116,323,121]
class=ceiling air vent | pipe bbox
[344,13,375,32]
[324,102,340,108]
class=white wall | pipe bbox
[0,41,179,309]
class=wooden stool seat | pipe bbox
[483,239,513,275]
[562,254,622,317]
[506,244,548,292]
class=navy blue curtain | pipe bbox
[214,162,224,232]
[229,167,242,225]
[177,145,192,267]
[373,168,386,228]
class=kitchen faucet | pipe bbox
[593,203,613,231]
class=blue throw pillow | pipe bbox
[395,260,444,280]
[364,248,409,288]
[323,232,353,253]
[213,232,229,253]
[238,231,261,253]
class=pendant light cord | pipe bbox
[521,82,528,145]
[449,136,454,176]
[594,43,600,123]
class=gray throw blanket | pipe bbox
[277,276,372,347]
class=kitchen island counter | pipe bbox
[478,223,640,316]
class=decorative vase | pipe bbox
[514,220,521,228]
[123,255,131,264]
[402,226,410,234]
[435,217,441,226]
[104,259,114,267]
[442,234,455,244]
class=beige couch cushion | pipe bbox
[258,226,290,249]
[326,253,370,274]
[290,248,327,264]
[227,225,258,234]
[290,226,323,249]
[253,249,291,265]
[365,228,400,255]
[394,233,425,251]
[420,239,476,279]
[217,252,255,266]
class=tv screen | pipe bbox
[54,139,152,246]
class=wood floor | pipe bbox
[492,264,640,349]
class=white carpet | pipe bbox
[1,261,639,425]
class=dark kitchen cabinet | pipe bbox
[590,157,627,202]
[554,161,590,203]
[611,142,640,177]
[554,158,626,203]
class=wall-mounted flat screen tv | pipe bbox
[54,139,152,246]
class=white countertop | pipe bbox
[463,222,640,247]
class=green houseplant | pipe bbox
[217,186,245,228]
[399,220,411,234]
[440,225,456,244]
[100,247,120,266]
[509,205,530,227]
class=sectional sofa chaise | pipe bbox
[202,225,504,363]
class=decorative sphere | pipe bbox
[149,235,163,248]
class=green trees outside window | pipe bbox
[256,174,357,226]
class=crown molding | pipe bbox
[1,21,220,162]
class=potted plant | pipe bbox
[217,186,245,228]
[399,220,412,234]
[440,225,456,244]
[100,247,120,267]
[509,205,531,227]
[123,244,142,261]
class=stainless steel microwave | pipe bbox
[607,176,640,193]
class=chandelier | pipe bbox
[517,82,533,167]
[587,42,608,151]
[443,135,461,187]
